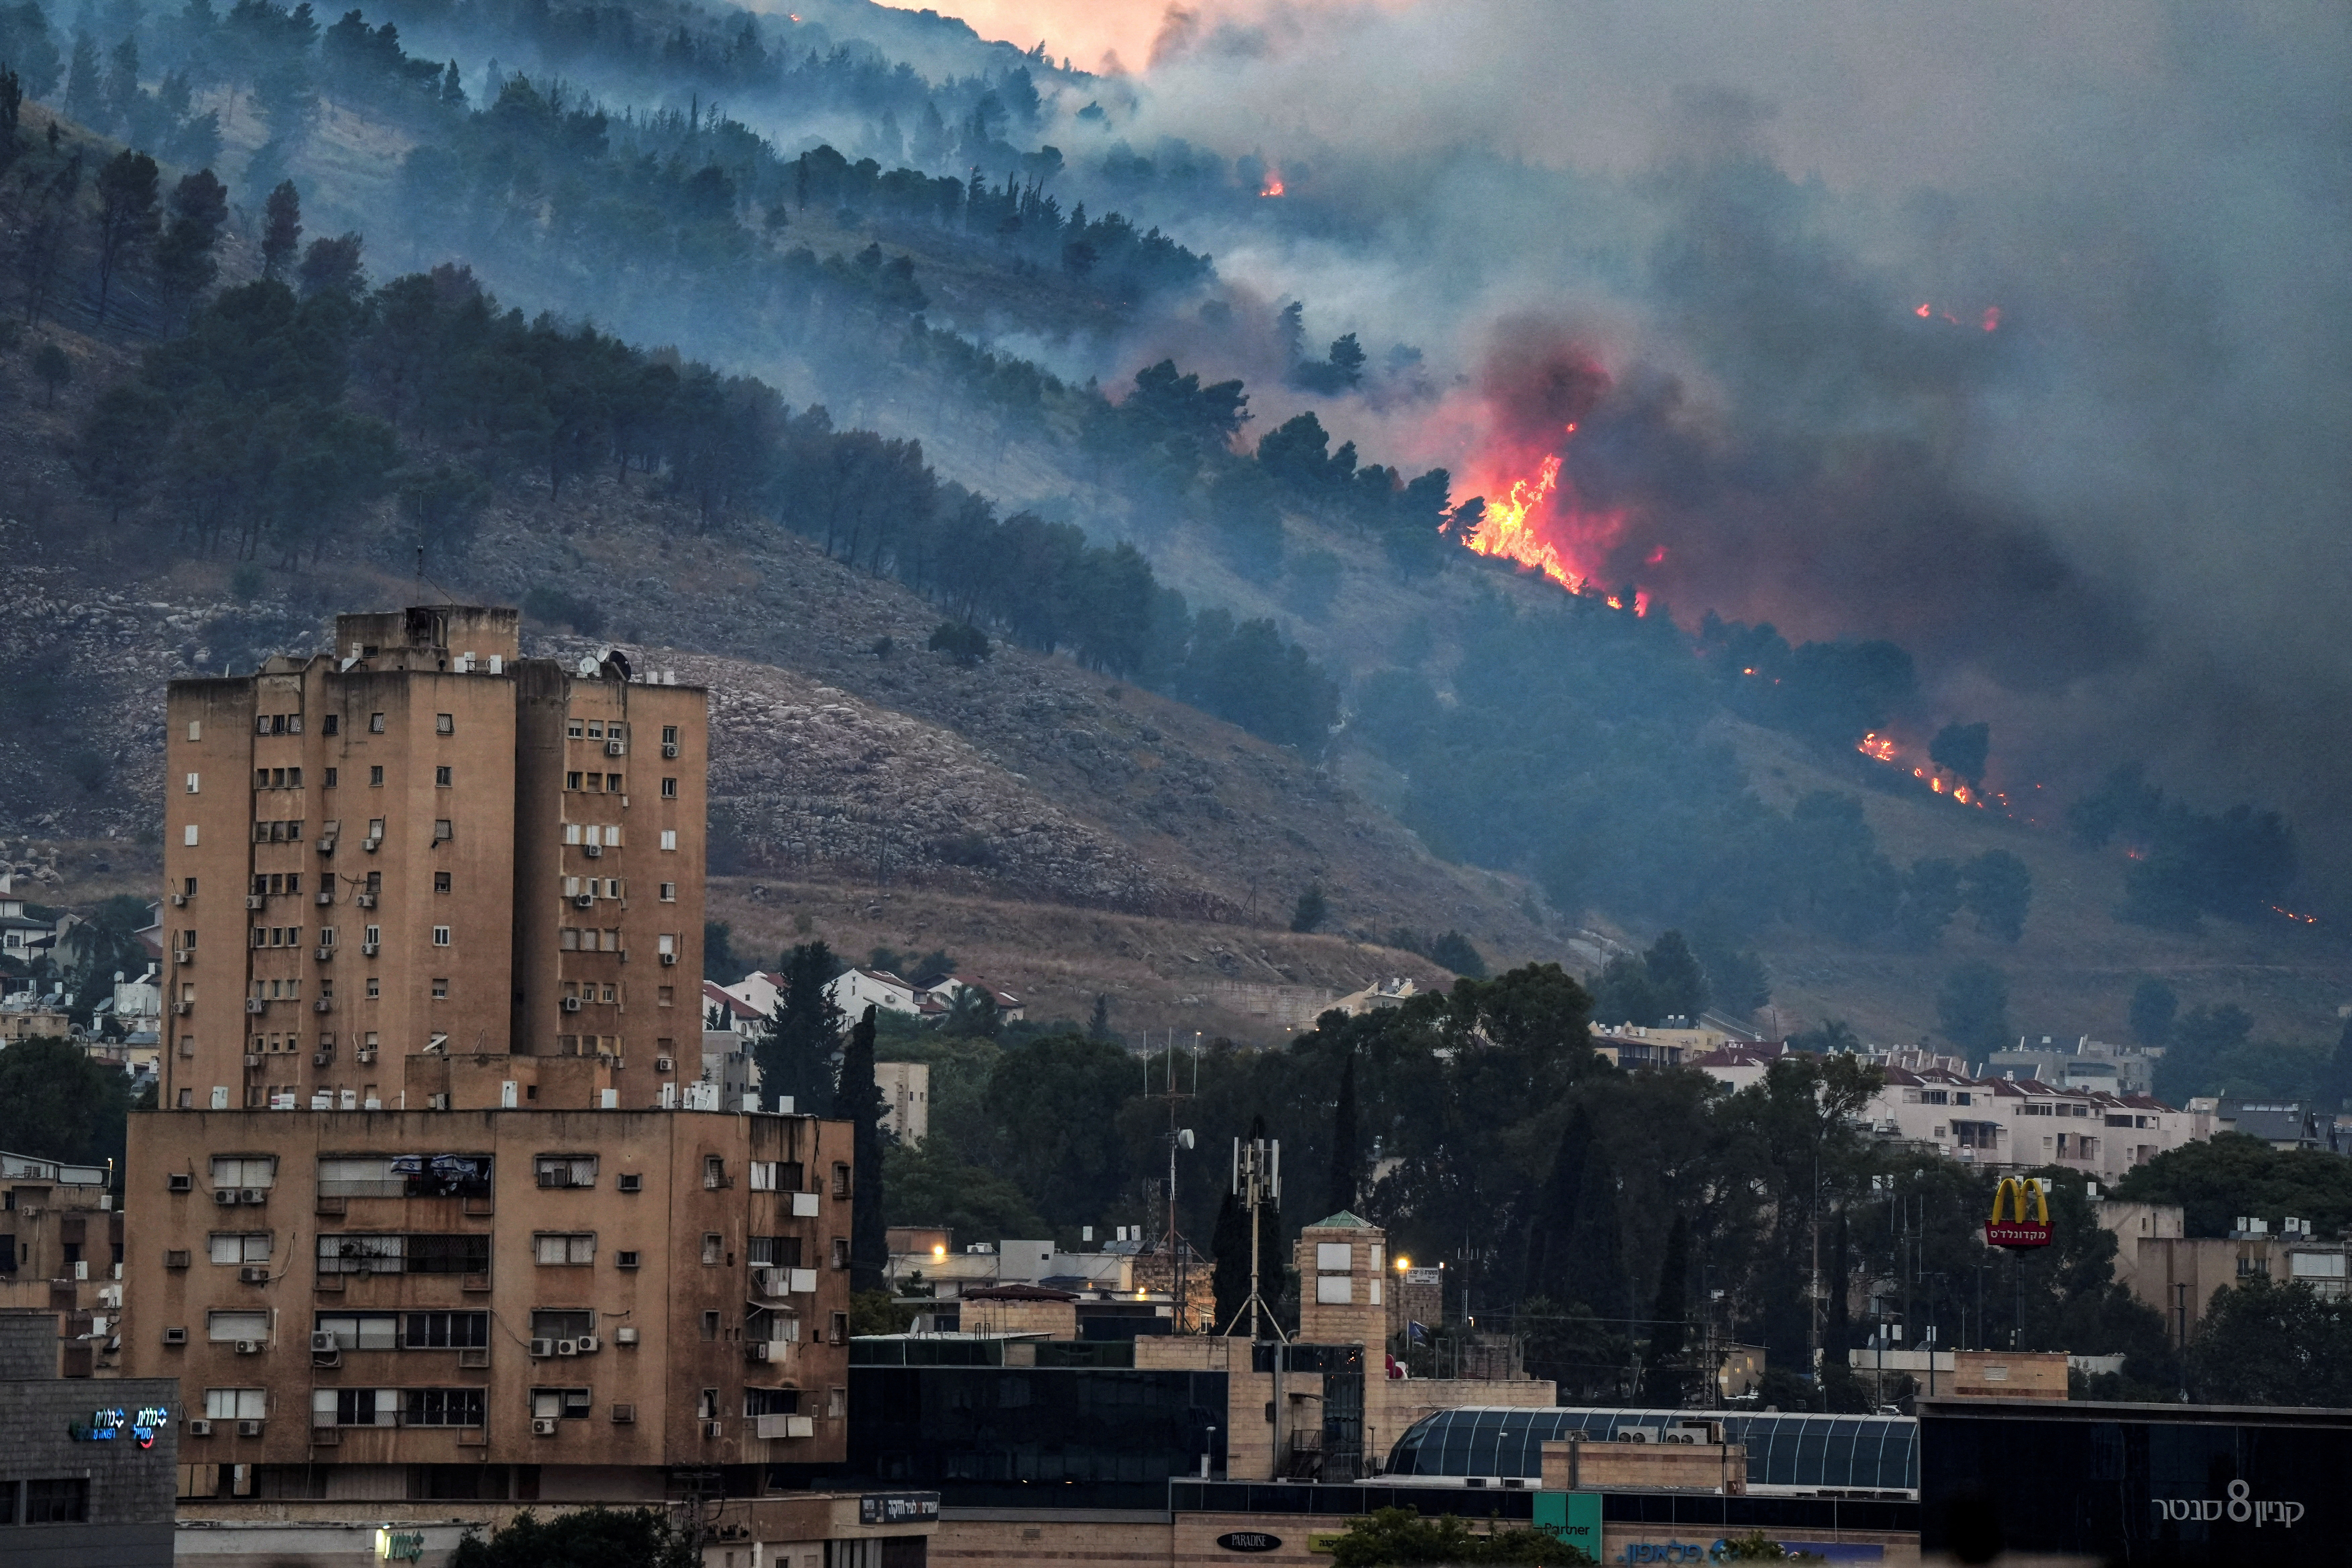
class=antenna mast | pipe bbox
[1223,1134,1287,1343]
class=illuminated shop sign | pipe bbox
[67,1405,170,1447]
[2153,1480,2304,1528]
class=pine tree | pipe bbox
[837,1004,887,1293]
[63,32,102,128]
[260,179,301,281]
[1086,994,1112,1041]
[757,941,842,1117]
[92,148,159,325]
[1566,1140,1626,1327]
[1639,1213,1690,1406]
[1324,1051,1359,1217]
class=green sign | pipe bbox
[375,1528,426,1562]
[1535,1491,1604,1556]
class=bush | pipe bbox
[1326,1507,1590,1566]
[522,584,606,636]
[928,621,990,667]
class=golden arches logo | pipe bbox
[1984,1177,2053,1248]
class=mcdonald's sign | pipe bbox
[1985,1176,2052,1248]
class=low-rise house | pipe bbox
[703,978,771,1040]
[826,966,926,1021]
[918,973,1024,1024]
[1,991,76,1042]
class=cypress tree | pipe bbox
[1567,1140,1626,1328]
[837,1004,888,1293]
[1523,1107,1590,1304]
[759,942,842,1118]
[1324,1052,1359,1217]
[1639,1213,1690,1406]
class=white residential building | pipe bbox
[877,1059,931,1144]
[827,966,927,1021]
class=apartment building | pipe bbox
[123,1106,857,1510]
[0,1152,123,1377]
[158,605,705,1115]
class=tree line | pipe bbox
[76,218,1341,753]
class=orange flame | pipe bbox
[1858,731,2007,813]
[1456,432,1639,609]
[1857,733,1899,763]
[1258,173,1286,198]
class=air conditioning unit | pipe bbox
[614,1328,639,1346]
[163,1327,189,1345]
[176,951,194,964]
[572,893,595,908]
[562,997,582,1013]
[662,742,678,758]
[238,1266,269,1284]
[315,948,333,963]
[611,1404,636,1424]
[555,1338,579,1357]
[246,999,266,1014]
[659,952,676,966]
[654,1057,673,1074]
[243,1052,262,1067]
[703,1420,723,1439]
[187,1418,212,1436]
[170,1173,194,1192]
[311,1052,331,1067]
[362,837,381,853]
[355,893,377,909]
[746,1341,770,1362]
[235,1339,263,1355]
[356,1047,377,1064]
[239,1419,264,1437]
[213,1189,240,1207]
[315,890,333,906]
[360,943,379,957]
[171,892,189,907]
[313,1348,340,1368]
[458,1348,489,1369]
[531,1418,558,1437]
[576,1335,600,1354]
[583,843,603,858]
[606,739,626,756]
[529,1337,553,1359]
[245,895,266,911]
[310,1331,339,1353]
[313,1000,332,1014]
[316,837,336,855]
[240,1188,267,1205]
[173,1001,192,1016]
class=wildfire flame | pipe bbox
[1258,172,1285,198]
[1913,300,2002,332]
[2272,905,2320,926]
[1857,732,2006,813]
[1456,429,1643,611]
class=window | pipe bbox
[203,1388,267,1422]
[432,927,451,947]
[568,720,584,739]
[564,824,581,845]
[323,768,337,788]
[830,1237,849,1270]
[209,1232,272,1265]
[207,1309,270,1343]
[434,871,451,893]
[322,714,339,736]
[660,882,676,902]
[313,1313,397,1351]
[749,1235,802,1268]
[368,818,384,839]
[211,1156,277,1190]
[832,1163,851,1198]
[607,773,622,792]
[184,824,200,845]
[435,713,453,735]
[436,766,452,787]
[404,1388,485,1427]
[369,713,386,733]
[314,1387,398,1428]
[366,979,381,999]
[534,1155,597,1189]
[533,1233,596,1266]
[188,720,202,741]
[23,1478,89,1524]
[696,1389,719,1421]
[587,722,603,739]
[567,772,583,791]
[702,1234,723,1266]
[828,1314,849,1346]
[532,1309,595,1340]
[186,772,200,794]
[317,1233,489,1276]
[828,1387,846,1419]
[700,1310,720,1341]
[662,725,678,745]
[704,1156,727,1190]
[658,933,677,958]
[660,830,677,851]
[744,1387,798,1418]
[403,1311,489,1348]
[431,978,449,1000]
[434,819,452,842]
[370,766,383,787]
[660,777,677,798]
[530,1388,593,1421]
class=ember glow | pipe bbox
[1258,172,1286,197]
[1855,731,2008,812]
[1913,300,2001,331]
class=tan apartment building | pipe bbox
[122,1106,857,1509]
[159,605,705,1115]
[0,1150,123,1376]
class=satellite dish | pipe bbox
[576,655,599,678]
[1177,1129,1195,1150]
